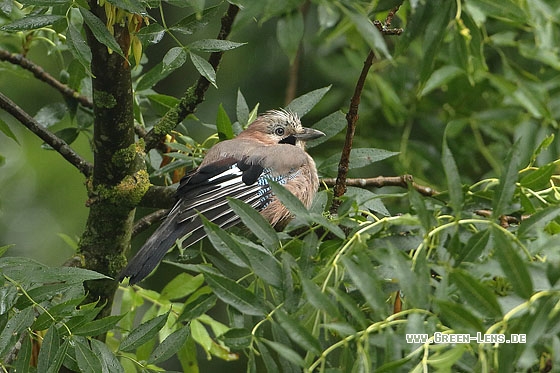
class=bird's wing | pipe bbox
[120,155,285,284]
[172,156,276,247]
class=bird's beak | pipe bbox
[295,127,325,140]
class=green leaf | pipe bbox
[519,163,555,191]
[236,89,250,127]
[177,336,198,372]
[0,119,20,144]
[203,271,267,316]
[0,244,13,258]
[42,128,79,149]
[228,198,279,249]
[190,318,212,352]
[234,237,283,288]
[216,104,234,140]
[492,139,521,217]
[311,213,346,239]
[34,103,67,127]
[90,339,124,373]
[492,227,533,299]
[177,293,217,323]
[329,288,368,329]
[437,300,485,332]
[528,133,554,166]
[344,9,391,60]
[74,336,103,373]
[255,340,279,371]
[136,23,165,45]
[105,0,146,15]
[73,315,125,336]
[13,333,32,373]
[409,187,434,232]
[276,11,304,63]
[44,338,69,373]
[170,5,221,34]
[189,52,217,88]
[517,206,560,238]
[148,325,191,364]
[0,307,34,358]
[160,273,204,301]
[18,0,69,4]
[427,345,468,371]
[268,181,311,220]
[220,328,252,349]
[146,94,180,116]
[0,15,64,31]
[188,39,246,53]
[305,110,346,149]
[261,339,305,367]
[80,8,125,58]
[36,325,60,373]
[419,0,454,84]
[300,277,340,318]
[319,148,398,175]
[340,256,386,313]
[317,2,340,28]
[201,217,249,268]
[442,137,464,215]
[0,257,108,284]
[455,228,490,264]
[162,47,188,72]
[33,296,86,331]
[419,65,465,97]
[467,0,527,23]
[66,23,92,74]
[274,310,322,355]
[136,62,172,91]
[285,86,331,117]
[119,310,170,352]
[449,269,502,318]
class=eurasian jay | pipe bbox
[120,110,325,284]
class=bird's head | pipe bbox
[243,109,325,148]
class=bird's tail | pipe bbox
[119,208,185,285]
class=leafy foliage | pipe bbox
[1,0,560,372]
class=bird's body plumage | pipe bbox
[120,110,323,284]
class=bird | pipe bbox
[120,109,325,284]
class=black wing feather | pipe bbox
[119,157,272,284]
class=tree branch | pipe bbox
[330,6,403,214]
[284,0,310,105]
[143,4,240,151]
[138,184,176,208]
[322,175,436,197]
[330,50,375,213]
[0,48,93,109]
[132,208,168,237]
[0,92,93,177]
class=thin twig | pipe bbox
[330,6,403,214]
[322,175,437,197]
[474,209,529,228]
[330,50,375,213]
[132,209,169,237]
[138,184,176,208]
[284,0,311,105]
[0,48,93,108]
[143,4,240,151]
[373,4,403,35]
[0,92,93,177]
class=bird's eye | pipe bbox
[274,127,285,136]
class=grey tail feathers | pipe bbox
[119,209,185,285]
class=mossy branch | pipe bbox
[0,92,93,177]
